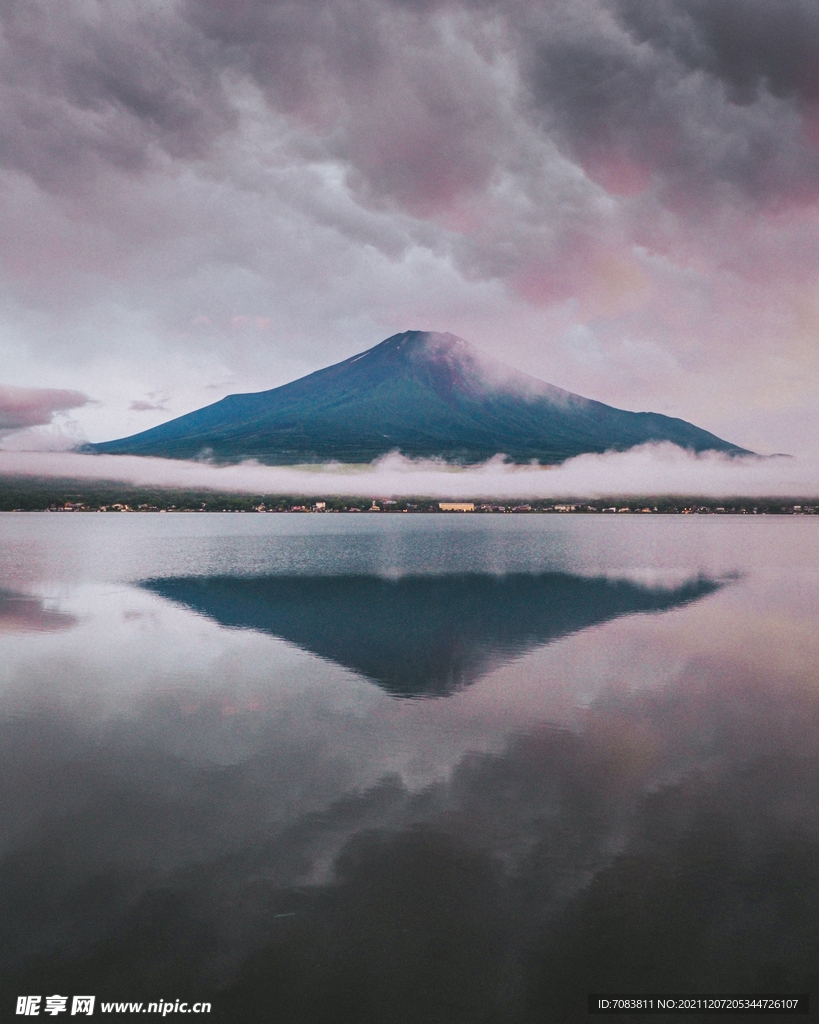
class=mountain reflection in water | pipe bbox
[142,573,722,696]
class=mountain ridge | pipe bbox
[87,330,751,464]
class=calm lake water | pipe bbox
[1,513,818,1022]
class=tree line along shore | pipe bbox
[0,478,815,515]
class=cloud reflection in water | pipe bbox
[0,589,78,634]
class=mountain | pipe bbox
[143,572,723,697]
[89,331,749,464]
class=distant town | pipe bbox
[0,478,815,515]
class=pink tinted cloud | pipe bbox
[579,147,654,198]
[0,385,91,431]
[0,590,78,634]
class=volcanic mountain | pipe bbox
[89,331,749,464]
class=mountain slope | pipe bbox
[88,331,750,464]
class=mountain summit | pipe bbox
[89,331,750,464]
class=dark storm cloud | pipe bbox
[613,0,819,105]
[0,0,234,192]
[177,0,819,212]
[183,0,384,112]
[524,0,819,207]
[0,384,89,430]
[183,0,511,216]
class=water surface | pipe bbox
[1,514,817,1021]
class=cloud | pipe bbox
[178,0,819,215]
[523,0,819,210]
[5,0,817,217]
[0,589,78,633]
[0,384,90,431]
[0,444,816,498]
[614,0,819,105]
[0,0,235,194]
[129,400,168,412]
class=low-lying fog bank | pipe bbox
[0,444,816,501]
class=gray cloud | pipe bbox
[613,0,819,105]
[173,0,819,213]
[522,0,819,209]
[0,0,234,193]
[129,400,168,412]
[183,0,518,217]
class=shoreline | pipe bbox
[1,475,817,515]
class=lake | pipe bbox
[1,513,817,1021]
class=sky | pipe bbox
[1,0,818,490]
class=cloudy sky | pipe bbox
[1,0,819,466]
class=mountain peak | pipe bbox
[354,330,474,368]
[376,330,464,351]
[358,330,542,399]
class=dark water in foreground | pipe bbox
[1,513,818,1022]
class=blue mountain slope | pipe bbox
[88,331,750,464]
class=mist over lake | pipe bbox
[1,513,818,1021]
